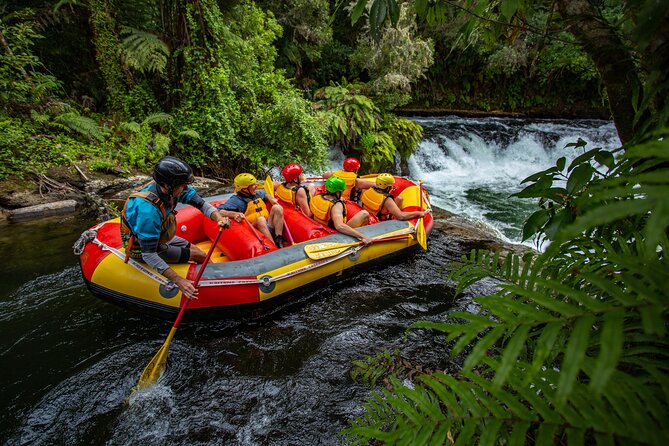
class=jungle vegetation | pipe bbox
[342,0,669,445]
[2,0,623,181]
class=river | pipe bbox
[0,116,619,445]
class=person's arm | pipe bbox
[355,178,375,190]
[132,200,200,299]
[256,189,278,207]
[296,188,313,217]
[383,199,427,221]
[188,193,231,227]
[217,196,245,222]
[138,239,198,299]
[331,203,372,245]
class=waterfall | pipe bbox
[408,116,620,243]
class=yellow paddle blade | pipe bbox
[304,241,359,260]
[131,327,177,394]
[264,175,275,198]
[416,218,427,250]
[305,245,353,260]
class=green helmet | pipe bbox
[325,175,347,193]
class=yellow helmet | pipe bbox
[234,173,257,192]
[376,173,395,189]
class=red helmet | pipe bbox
[282,163,303,182]
[343,157,360,172]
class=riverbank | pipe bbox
[396,106,611,120]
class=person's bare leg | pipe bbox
[254,217,273,241]
[348,210,369,228]
[269,206,284,236]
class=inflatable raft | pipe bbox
[75,176,433,319]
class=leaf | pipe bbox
[493,324,531,389]
[513,175,553,198]
[644,201,669,254]
[560,199,653,240]
[543,209,571,240]
[556,156,566,171]
[415,0,429,17]
[351,0,369,25]
[463,325,505,370]
[556,315,595,406]
[369,0,387,39]
[589,311,624,395]
[387,0,400,26]
[567,147,599,171]
[564,137,587,149]
[500,0,518,21]
[594,150,615,169]
[519,166,559,185]
[521,208,550,241]
[566,163,593,194]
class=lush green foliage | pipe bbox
[350,2,433,110]
[163,1,329,173]
[384,116,424,162]
[1,1,332,180]
[343,129,669,444]
[314,83,424,172]
[314,83,381,150]
[0,9,61,110]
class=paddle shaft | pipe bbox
[243,216,271,250]
[171,226,223,328]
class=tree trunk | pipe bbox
[88,0,127,114]
[556,0,638,143]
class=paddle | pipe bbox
[131,226,224,394]
[416,181,427,250]
[264,175,274,198]
[304,233,414,260]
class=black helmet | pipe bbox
[153,156,194,187]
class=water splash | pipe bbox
[409,116,620,241]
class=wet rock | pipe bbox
[432,207,534,258]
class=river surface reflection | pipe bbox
[0,214,467,445]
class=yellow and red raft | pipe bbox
[76,176,433,319]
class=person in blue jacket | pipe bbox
[121,156,232,299]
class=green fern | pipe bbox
[385,116,424,162]
[178,129,201,139]
[53,112,105,141]
[120,26,169,74]
[343,130,669,445]
[361,131,396,172]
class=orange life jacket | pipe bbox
[310,194,346,228]
[276,182,310,209]
[361,187,394,221]
[333,170,359,200]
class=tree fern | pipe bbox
[119,26,169,75]
[343,130,669,444]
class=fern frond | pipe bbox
[53,112,104,141]
[178,129,201,139]
[120,26,169,74]
[143,112,171,125]
[119,121,141,134]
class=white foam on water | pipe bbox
[408,116,620,242]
